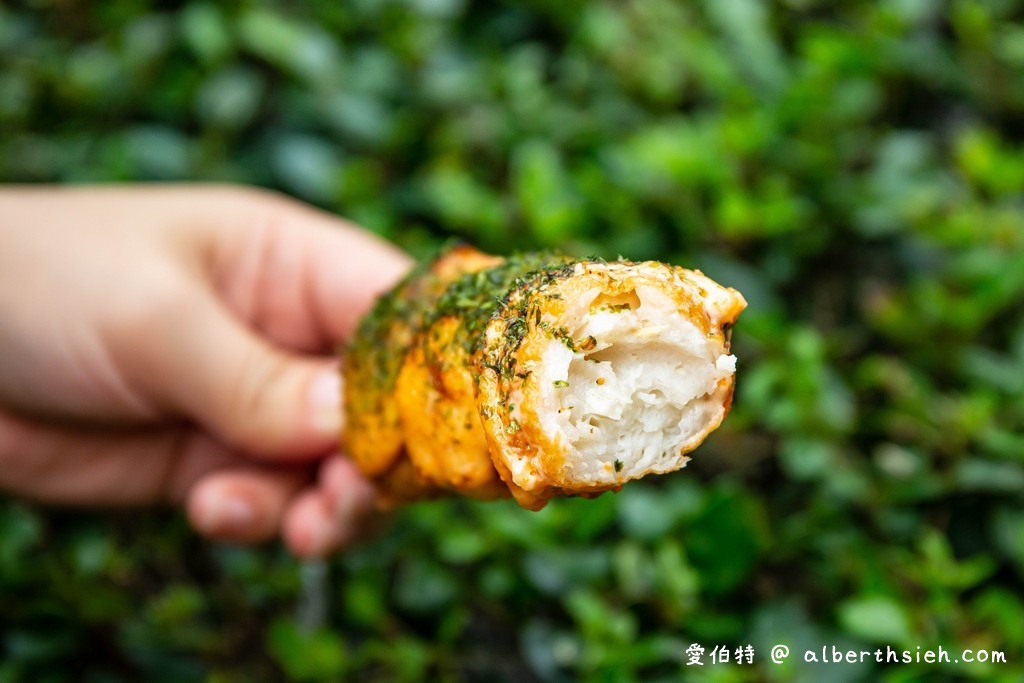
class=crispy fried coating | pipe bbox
[343,246,497,475]
[342,246,746,509]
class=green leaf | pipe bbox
[270,134,344,203]
[684,488,766,595]
[837,596,913,645]
[266,618,346,681]
[511,139,583,246]
[180,3,233,65]
[195,67,265,130]
[237,8,342,85]
[392,557,459,613]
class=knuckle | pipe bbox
[224,347,291,453]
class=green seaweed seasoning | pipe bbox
[494,261,579,390]
[430,250,574,361]
[347,247,562,380]
[344,249,449,418]
[346,246,586,425]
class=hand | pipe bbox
[0,185,412,557]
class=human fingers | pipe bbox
[106,187,407,457]
[0,409,245,505]
[0,186,408,428]
[0,409,331,549]
[185,466,310,544]
[281,455,376,558]
[117,281,344,459]
[204,189,413,353]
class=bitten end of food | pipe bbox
[342,246,746,510]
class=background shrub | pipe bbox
[2,1,1024,681]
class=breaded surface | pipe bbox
[343,247,745,510]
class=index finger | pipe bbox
[205,188,413,354]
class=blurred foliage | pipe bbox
[3,0,1024,681]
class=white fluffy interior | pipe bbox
[538,285,735,484]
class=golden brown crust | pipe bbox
[343,245,499,484]
[396,317,505,499]
[473,260,744,504]
[343,248,746,509]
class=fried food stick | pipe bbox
[342,246,746,510]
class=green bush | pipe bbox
[3,1,1024,681]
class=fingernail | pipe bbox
[309,367,342,437]
[199,495,254,534]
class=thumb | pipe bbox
[140,289,343,459]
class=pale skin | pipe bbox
[0,185,413,558]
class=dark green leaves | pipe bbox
[4,0,1024,680]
